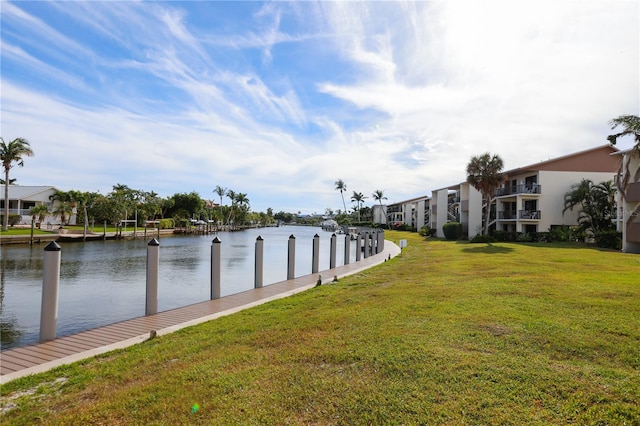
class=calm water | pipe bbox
[1,226,359,350]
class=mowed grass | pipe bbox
[1,231,639,425]
[0,228,54,236]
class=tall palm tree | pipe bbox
[67,190,100,240]
[335,179,347,213]
[351,191,367,222]
[234,192,250,225]
[466,153,506,236]
[608,115,640,202]
[235,192,250,209]
[1,137,34,231]
[225,189,237,225]
[607,114,640,150]
[372,189,387,224]
[214,185,227,207]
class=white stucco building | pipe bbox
[386,195,430,230]
[430,144,621,239]
[1,185,66,226]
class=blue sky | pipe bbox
[1,1,638,214]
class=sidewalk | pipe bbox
[1,241,401,384]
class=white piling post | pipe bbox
[40,241,61,342]
[287,235,296,280]
[211,237,221,299]
[363,232,370,258]
[330,233,337,269]
[312,234,320,273]
[356,233,362,261]
[146,238,160,315]
[344,234,350,265]
[370,232,374,257]
[255,235,264,288]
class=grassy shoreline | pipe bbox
[2,231,639,424]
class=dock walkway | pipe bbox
[1,241,401,383]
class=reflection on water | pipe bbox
[1,226,358,349]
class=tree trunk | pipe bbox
[3,170,9,232]
[483,195,491,236]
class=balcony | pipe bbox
[498,211,517,220]
[495,184,542,197]
[519,210,541,220]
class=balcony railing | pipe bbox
[519,210,541,220]
[498,211,517,220]
[495,184,541,197]
[6,208,33,216]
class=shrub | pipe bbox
[516,232,534,242]
[546,225,584,243]
[470,234,496,243]
[442,222,462,240]
[594,230,622,250]
[491,230,518,242]
[8,214,22,226]
[391,223,413,232]
[418,226,431,237]
[158,218,174,229]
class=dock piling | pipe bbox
[211,237,221,299]
[255,236,264,288]
[146,238,160,315]
[40,242,61,342]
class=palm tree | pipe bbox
[214,185,227,207]
[225,189,237,225]
[335,179,347,213]
[563,179,616,234]
[607,114,640,150]
[372,189,387,224]
[608,115,640,201]
[235,193,250,209]
[29,204,50,226]
[466,153,506,236]
[234,193,250,225]
[351,191,367,222]
[1,137,34,231]
[52,202,73,226]
[67,190,100,240]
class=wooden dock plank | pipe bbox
[5,348,58,363]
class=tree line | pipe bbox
[36,185,277,228]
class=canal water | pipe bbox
[1,226,359,350]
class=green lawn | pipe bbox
[0,225,120,236]
[0,228,55,236]
[1,231,639,425]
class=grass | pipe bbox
[0,228,54,236]
[0,225,121,236]
[1,231,639,424]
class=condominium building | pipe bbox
[430,144,621,239]
[385,195,430,230]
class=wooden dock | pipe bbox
[1,241,401,384]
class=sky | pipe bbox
[1,1,638,215]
